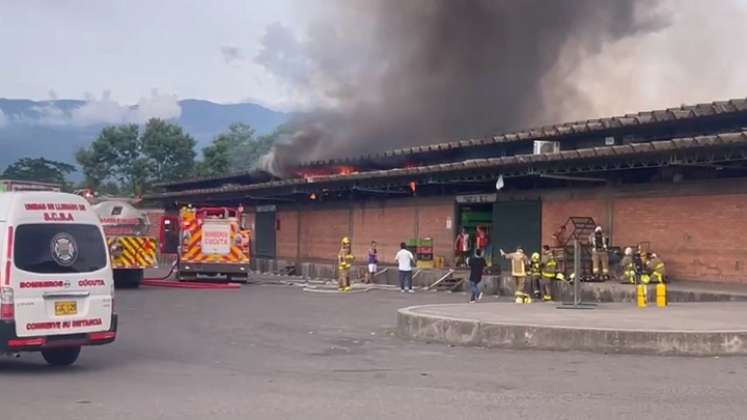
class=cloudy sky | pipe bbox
[0,0,320,110]
[1,0,747,119]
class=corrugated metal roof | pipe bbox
[144,131,747,200]
[156,97,747,188]
[293,97,747,169]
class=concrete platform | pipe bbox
[397,302,747,356]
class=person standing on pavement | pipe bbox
[467,249,486,303]
[455,227,471,268]
[395,242,416,293]
[528,252,542,300]
[540,245,558,301]
[589,226,610,281]
[337,237,355,292]
[366,241,379,284]
[501,246,531,304]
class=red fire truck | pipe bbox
[161,206,251,281]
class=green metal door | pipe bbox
[255,211,277,258]
[492,200,541,270]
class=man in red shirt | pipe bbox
[455,228,471,268]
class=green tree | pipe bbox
[141,118,196,182]
[76,119,196,195]
[197,123,255,177]
[197,123,286,177]
[76,124,145,193]
[2,157,76,188]
[239,128,280,170]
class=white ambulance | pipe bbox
[0,192,116,366]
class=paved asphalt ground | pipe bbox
[1,280,746,420]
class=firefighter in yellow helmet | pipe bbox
[528,252,543,300]
[540,245,557,301]
[501,246,531,304]
[645,253,666,284]
[337,237,355,292]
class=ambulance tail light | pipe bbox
[8,337,46,348]
[0,287,14,321]
[88,331,116,342]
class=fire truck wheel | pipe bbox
[114,269,143,289]
[42,346,81,366]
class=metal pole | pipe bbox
[574,239,581,306]
[557,239,595,310]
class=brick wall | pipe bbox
[298,207,351,260]
[352,200,417,264]
[276,210,299,259]
[541,199,609,246]
[613,194,747,283]
[272,197,455,265]
[542,192,747,283]
[416,199,455,264]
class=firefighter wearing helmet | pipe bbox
[540,245,557,301]
[644,253,666,284]
[528,252,543,300]
[337,236,355,292]
[589,225,610,281]
[500,246,531,304]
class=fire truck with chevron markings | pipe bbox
[173,206,251,281]
[89,199,158,288]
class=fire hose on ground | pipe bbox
[141,259,241,290]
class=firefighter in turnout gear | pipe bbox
[501,247,531,304]
[589,226,610,281]
[337,237,355,292]
[621,247,637,284]
[645,253,666,284]
[633,247,646,284]
[540,245,557,301]
[528,252,542,300]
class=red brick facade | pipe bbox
[253,179,747,284]
[274,197,455,265]
[542,184,747,283]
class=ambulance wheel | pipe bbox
[42,346,81,366]
[114,269,143,289]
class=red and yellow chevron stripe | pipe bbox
[179,207,250,265]
[108,236,158,269]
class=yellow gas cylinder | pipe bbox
[656,283,667,308]
[637,284,648,308]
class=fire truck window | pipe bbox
[111,206,123,216]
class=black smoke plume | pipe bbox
[256,0,662,176]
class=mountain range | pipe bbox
[0,98,289,174]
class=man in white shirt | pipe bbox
[395,242,416,293]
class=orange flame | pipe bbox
[337,166,356,176]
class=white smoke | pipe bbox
[548,0,747,121]
[0,109,7,127]
[17,91,182,127]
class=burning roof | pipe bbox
[153,96,747,192]
[145,130,747,202]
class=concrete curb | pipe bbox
[303,285,373,294]
[397,304,747,356]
